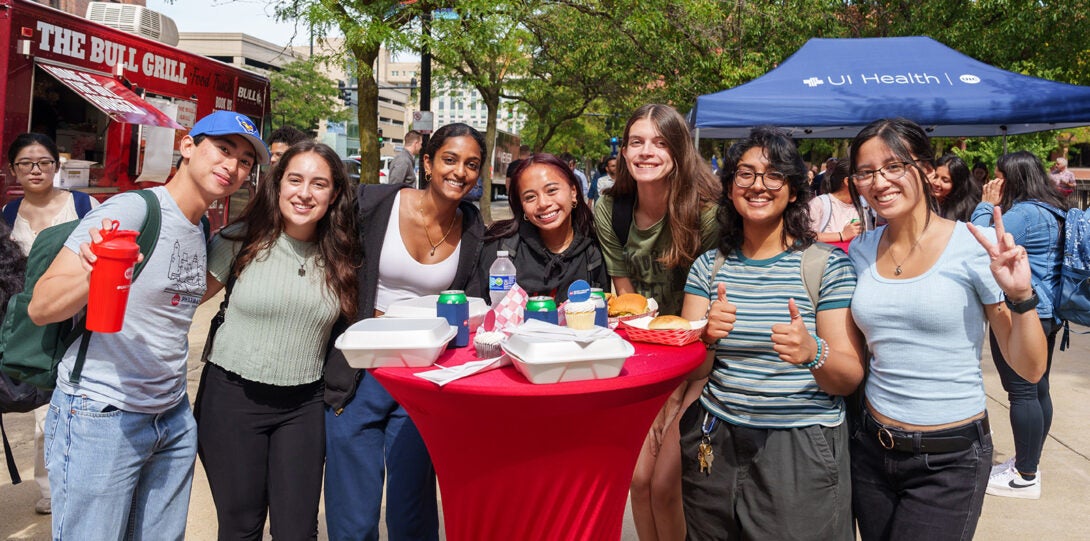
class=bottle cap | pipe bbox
[90,220,140,260]
[567,279,591,302]
[497,250,509,257]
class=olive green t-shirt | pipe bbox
[593,194,719,315]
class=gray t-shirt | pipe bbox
[56,187,207,413]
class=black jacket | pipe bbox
[478,220,608,305]
[323,184,485,411]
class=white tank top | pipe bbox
[375,191,461,312]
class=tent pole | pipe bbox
[1002,127,1008,154]
[694,128,701,151]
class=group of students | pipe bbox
[0,104,1063,541]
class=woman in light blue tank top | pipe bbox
[846,118,1048,541]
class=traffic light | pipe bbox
[607,136,619,156]
[377,128,384,148]
[338,80,352,107]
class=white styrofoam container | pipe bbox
[384,295,488,329]
[501,333,635,384]
[335,317,456,369]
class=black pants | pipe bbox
[195,362,325,541]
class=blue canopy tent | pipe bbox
[690,36,1090,140]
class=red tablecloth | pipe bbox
[370,332,706,541]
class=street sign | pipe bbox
[413,111,434,134]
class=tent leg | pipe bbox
[694,128,701,151]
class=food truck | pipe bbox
[0,0,271,229]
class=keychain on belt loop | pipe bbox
[698,411,717,474]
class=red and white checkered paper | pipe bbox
[486,284,529,332]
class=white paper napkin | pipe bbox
[510,319,616,343]
[414,354,511,387]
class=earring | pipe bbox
[425,173,431,184]
[522,214,530,221]
[572,200,578,209]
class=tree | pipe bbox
[427,1,533,223]
[270,0,441,183]
[269,58,351,132]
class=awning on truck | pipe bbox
[39,64,184,130]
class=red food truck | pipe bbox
[0,0,271,229]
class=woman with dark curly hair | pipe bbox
[932,154,981,221]
[679,126,865,540]
[0,221,26,309]
[194,140,359,539]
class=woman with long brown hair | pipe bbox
[196,140,359,539]
[594,103,720,541]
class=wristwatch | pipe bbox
[1004,291,1039,314]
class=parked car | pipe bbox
[342,158,362,183]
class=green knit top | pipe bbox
[206,224,340,386]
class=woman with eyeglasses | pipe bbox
[1,132,98,517]
[846,118,1047,540]
[679,126,865,540]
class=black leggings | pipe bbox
[987,318,1059,475]
[195,362,325,541]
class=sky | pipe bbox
[146,0,312,46]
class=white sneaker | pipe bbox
[986,467,1041,499]
[990,456,1016,477]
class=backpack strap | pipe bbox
[2,414,21,484]
[710,250,726,281]
[2,199,21,227]
[818,195,833,233]
[71,191,93,218]
[65,189,162,385]
[611,194,635,247]
[801,243,835,309]
[200,215,211,242]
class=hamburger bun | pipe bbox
[608,293,648,317]
[648,315,691,330]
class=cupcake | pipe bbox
[474,331,505,358]
[563,300,596,330]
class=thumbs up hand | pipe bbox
[703,283,736,346]
[771,298,818,365]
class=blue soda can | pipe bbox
[524,296,558,325]
[590,288,608,327]
[436,290,469,348]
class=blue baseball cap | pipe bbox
[189,111,271,165]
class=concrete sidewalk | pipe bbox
[3,297,1087,539]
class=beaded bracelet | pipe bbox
[802,336,828,370]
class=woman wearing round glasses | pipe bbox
[845,118,1047,540]
[1,132,98,517]
[679,126,864,540]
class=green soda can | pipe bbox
[524,296,558,325]
[437,290,469,347]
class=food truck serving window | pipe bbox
[38,64,183,129]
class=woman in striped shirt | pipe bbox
[679,126,865,540]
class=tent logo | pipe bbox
[960,74,981,84]
[803,77,824,88]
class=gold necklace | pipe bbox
[887,221,930,276]
[419,197,458,256]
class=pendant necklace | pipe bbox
[289,241,313,277]
[888,222,930,276]
[419,198,458,256]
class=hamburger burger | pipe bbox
[608,293,648,317]
[648,315,691,330]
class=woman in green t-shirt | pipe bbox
[593,103,720,541]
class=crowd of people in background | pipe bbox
[0,105,1079,540]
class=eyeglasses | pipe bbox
[733,168,787,190]
[13,159,57,172]
[851,161,917,186]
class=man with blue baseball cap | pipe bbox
[29,110,263,539]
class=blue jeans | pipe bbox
[45,391,197,540]
[851,411,992,541]
[324,372,438,541]
[988,319,1058,474]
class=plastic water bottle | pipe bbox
[489,250,517,305]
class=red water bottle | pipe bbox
[86,221,141,333]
